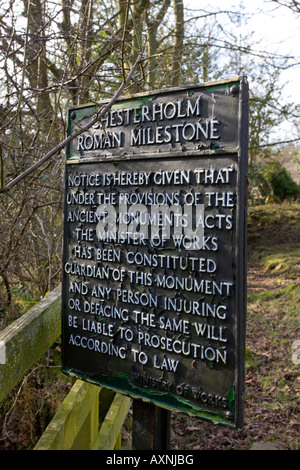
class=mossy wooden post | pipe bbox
[34,380,100,450]
[0,286,132,450]
[91,392,132,450]
[0,286,61,403]
[70,383,100,450]
[34,381,131,450]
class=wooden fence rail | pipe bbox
[0,286,131,450]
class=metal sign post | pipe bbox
[61,77,249,438]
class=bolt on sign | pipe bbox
[61,77,249,429]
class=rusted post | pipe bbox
[132,400,170,450]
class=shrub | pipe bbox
[248,159,300,203]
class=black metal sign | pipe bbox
[62,77,248,429]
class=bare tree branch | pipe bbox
[271,0,300,13]
[0,53,142,194]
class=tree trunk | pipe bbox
[146,0,171,87]
[24,0,54,123]
[171,0,184,86]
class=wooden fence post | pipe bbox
[132,400,171,450]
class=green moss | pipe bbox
[245,348,261,371]
[262,249,300,275]
[248,284,300,316]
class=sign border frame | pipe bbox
[61,77,249,430]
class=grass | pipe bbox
[244,203,300,449]
[247,282,300,303]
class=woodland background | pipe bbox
[0,0,299,450]
[0,0,300,304]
